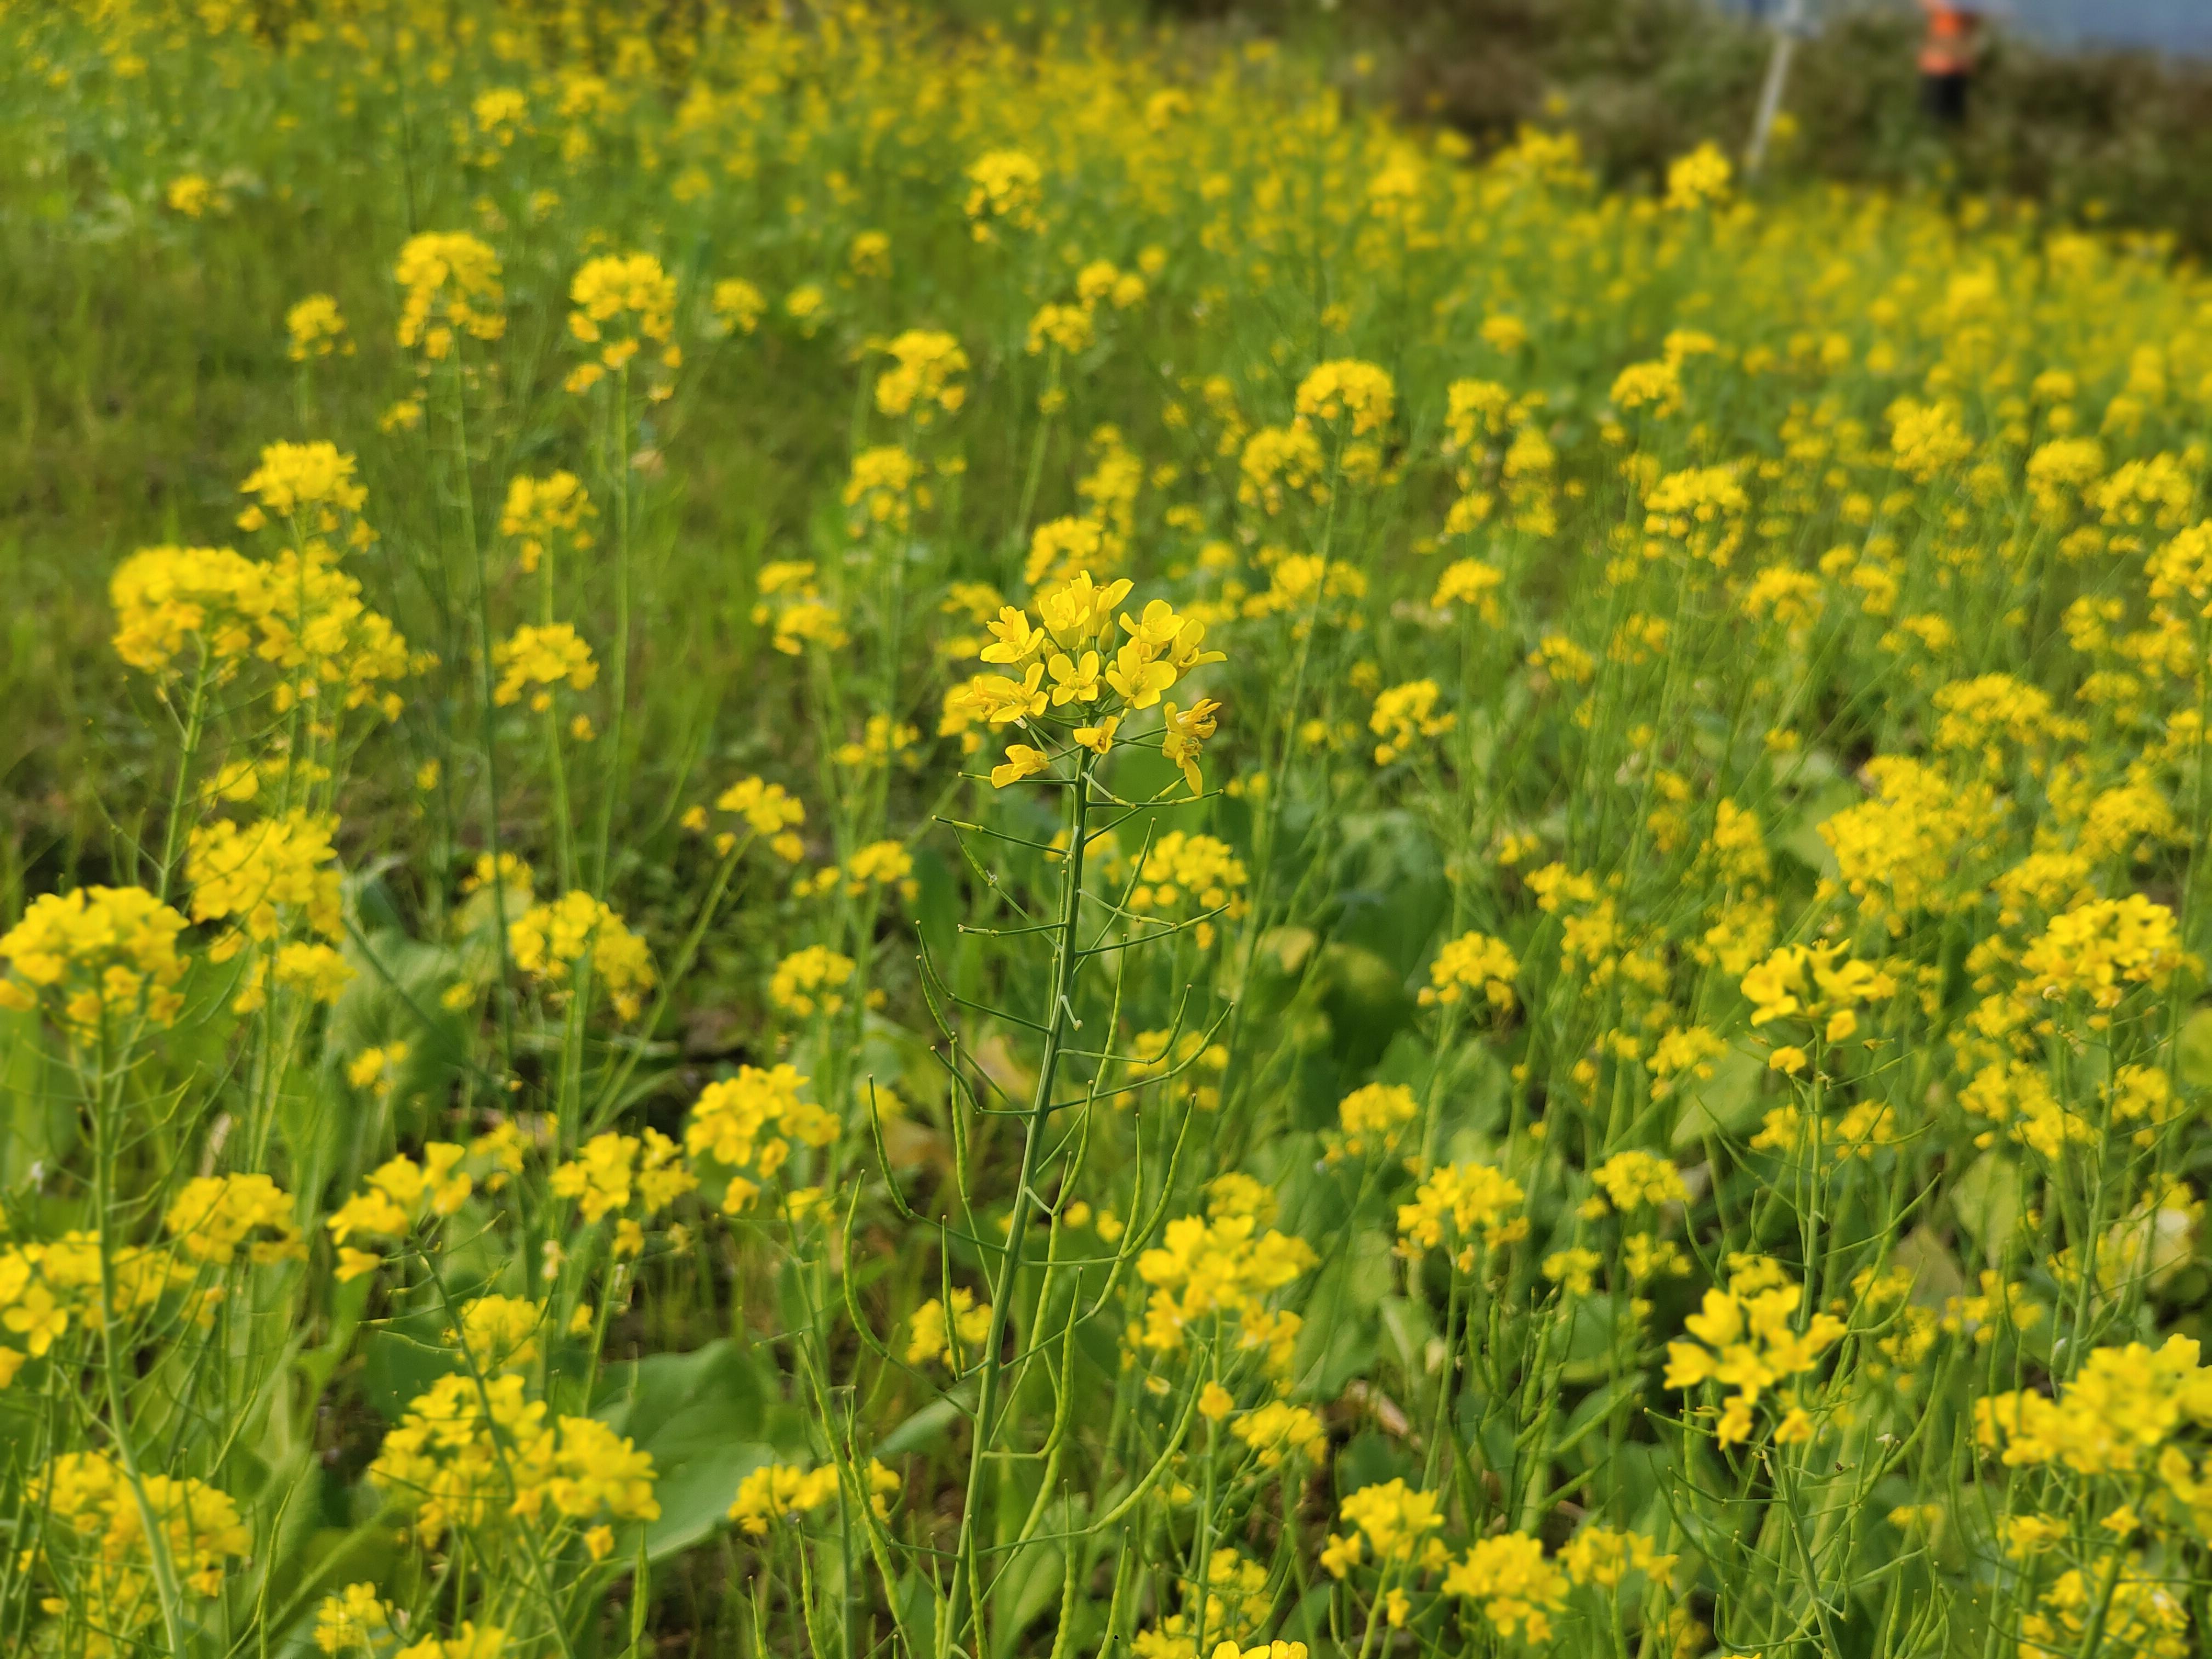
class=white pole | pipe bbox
[1746,0,1811,177]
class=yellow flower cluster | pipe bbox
[963,149,1044,238]
[770,944,855,1017]
[1441,1525,1672,1642]
[874,328,968,421]
[1136,1211,1316,1372]
[1431,556,1504,623]
[452,1294,544,1370]
[1559,1525,1675,1590]
[111,539,417,716]
[320,1141,522,1283]
[493,622,599,711]
[1396,1160,1527,1269]
[166,172,214,216]
[1133,1548,1286,1659]
[727,1459,897,1537]
[841,450,923,539]
[1589,1150,1688,1212]
[1816,757,1992,929]
[2021,1569,2189,1659]
[729,1462,838,1534]
[712,775,808,861]
[509,891,656,1019]
[0,1231,184,1386]
[1332,1081,1418,1160]
[1664,1280,1846,1447]
[325,1144,477,1276]
[753,558,851,652]
[30,1452,248,1623]
[1321,1479,1445,1577]
[566,250,676,391]
[550,1128,696,1226]
[163,1173,303,1266]
[0,885,190,1031]
[237,439,369,534]
[370,1372,659,1546]
[1975,1334,2212,1475]
[1237,426,1334,518]
[1752,1099,1899,1164]
[951,573,1226,791]
[284,292,351,360]
[2017,893,2186,1013]
[500,471,596,574]
[394,230,505,358]
[316,1590,509,1658]
[188,808,343,946]
[314,1582,400,1655]
[683,1064,840,1213]
[1369,678,1453,765]
[1127,831,1248,947]
[1294,359,1396,436]
[1662,140,1731,210]
[1228,1400,1326,1468]
[1740,941,1897,1073]
[710,276,765,335]
[906,1287,993,1369]
[1417,929,1519,1011]
[1441,1533,1567,1641]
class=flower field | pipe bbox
[6,3,2212,1657]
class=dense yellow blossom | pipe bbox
[685,1064,839,1214]
[729,1462,839,1534]
[1137,1212,1317,1371]
[875,329,969,421]
[509,891,656,1019]
[285,294,351,361]
[1442,1533,1568,1641]
[906,1286,994,1369]
[493,622,599,710]
[0,885,190,1030]
[1322,1480,1446,1577]
[163,1174,303,1266]
[1666,1281,1846,1446]
[1418,930,1519,1011]
[370,1372,658,1544]
[28,1453,248,1640]
[20,7,2212,1655]
[394,230,505,357]
[1397,1161,1527,1267]
[500,472,596,574]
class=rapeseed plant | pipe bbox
[3,2,2212,1656]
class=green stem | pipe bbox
[941,753,1092,1659]
[86,1034,193,1659]
[593,366,635,894]
[453,357,516,1081]
[153,654,212,901]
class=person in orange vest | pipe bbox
[1919,1,1980,125]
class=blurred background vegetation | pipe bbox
[5,0,2207,905]
[933,0,2212,259]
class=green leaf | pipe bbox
[1778,777,1858,881]
[875,1395,966,1459]
[1890,1226,1968,1305]
[362,1306,459,1422]
[2176,1007,2212,1088]
[1313,943,1418,1074]
[1949,1151,2023,1267]
[0,1007,70,1193]
[1670,1046,1767,1149]
[597,1339,808,1562]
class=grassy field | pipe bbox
[4,3,2212,1657]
